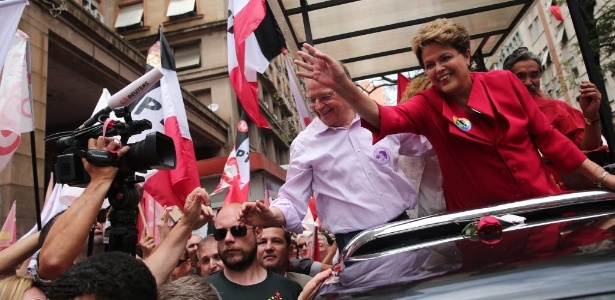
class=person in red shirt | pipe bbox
[503,48,604,190]
[503,47,603,151]
[293,18,615,211]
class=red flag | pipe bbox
[549,4,564,22]
[0,30,34,172]
[308,195,318,221]
[227,0,285,128]
[213,110,250,204]
[312,229,322,262]
[222,177,245,206]
[397,73,411,104]
[0,200,17,250]
[127,28,200,209]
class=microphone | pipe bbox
[81,68,164,128]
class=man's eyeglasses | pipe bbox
[213,225,254,241]
[514,71,541,81]
[296,243,307,249]
[307,92,335,104]
[176,258,188,267]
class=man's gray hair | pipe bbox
[502,47,542,71]
[159,275,221,300]
[197,234,216,260]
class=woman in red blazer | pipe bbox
[294,18,615,211]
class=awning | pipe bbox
[268,0,536,80]
[114,3,143,28]
[166,0,196,17]
[174,43,201,69]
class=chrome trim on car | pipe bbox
[340,190,615,261]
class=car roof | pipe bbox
[315,190,615,299]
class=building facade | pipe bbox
[0,0,303,235]
[486,0,615,118]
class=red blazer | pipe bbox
[365,71,587,211]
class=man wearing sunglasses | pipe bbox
[239,66,433,251]
[206,203,302,299]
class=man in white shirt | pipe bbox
[239,67,433,250]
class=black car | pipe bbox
[313,190,615,299]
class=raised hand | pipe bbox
[156,207,174,242]
[298,268,333,300]
[183,187,214,229]
[294,43,348,90]
[237,200,280,227]
[578,81,602,120]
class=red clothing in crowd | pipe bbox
[535,96,586,190]
[364,70,587,212]
[535,96,585,146]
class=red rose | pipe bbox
[477,216,503,244]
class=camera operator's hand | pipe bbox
[84,136,130,182]
[181,187,214,230]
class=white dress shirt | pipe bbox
[271,116,432,234]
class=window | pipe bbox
[167,0,196,20]
[541,47,551,68]
[83,0,98,14]
[115,3,144,32]
[556,23,568,45]
[173,43,201,70]
[529,16,541,41]
[83,0,104,22]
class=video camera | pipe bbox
[46,106,176,186]
[45,106,176,255]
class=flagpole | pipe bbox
[29,131,42,230]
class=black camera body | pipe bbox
[48,109,176,186]
[45,107,177,256]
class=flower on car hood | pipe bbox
[462,216,503,245]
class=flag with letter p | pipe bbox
[213,110,250,205]
[126,28,200,209]
[0,30,34,172]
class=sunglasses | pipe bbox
[296,242,307,249]
[213,225,254,241]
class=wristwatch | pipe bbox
[584,116,600,125]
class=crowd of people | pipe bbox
[1,17,614,299]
